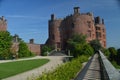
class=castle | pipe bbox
[0,7,106,55]
[46,7,106,50]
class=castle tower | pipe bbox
[0,16,7,31]
[46,14,62,50]
[95,17,106,47]
[29,39,34,44]
[74,7,80,14]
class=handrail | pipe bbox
[98,50,120,80]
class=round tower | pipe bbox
[0,16,7,31]
[47,14,62,50]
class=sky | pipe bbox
[0,0,120,48]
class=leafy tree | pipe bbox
[108,47,117,61]
[82,44,94,56]
[102,48,110,58]
[68,34,87,44]
[41,45,52,56]
[0,31,12,59]
[116,49,120,65]
[67,34,94,57]
[89,39,102,52]
[18,41,32,57]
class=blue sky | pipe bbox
[0,0,120,48]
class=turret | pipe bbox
[74,7,80,14]
[29,39,34,44]
[102,19,104,24]
[51,14,55,21]
[95,16,101,24]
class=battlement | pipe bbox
[95,16,104,24]
[74,7,80,14]
[50,14,63,21]
[0,16,7,22]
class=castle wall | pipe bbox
[72,14,96,42]
[12,42,41,56]
[27,43,41,55]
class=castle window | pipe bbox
[88,30,91,37]
[96,32,101,38]
[71,23,74,28]
[96,27,100,30]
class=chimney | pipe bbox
[102,19,104,24]
[51,14,55,20]
[29,39,34,44]
[95,16,101,24]
[1,16,4,20]
[74,7,80,14]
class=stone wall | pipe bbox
[12,42,41,56]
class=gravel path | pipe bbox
[1,56,65,80]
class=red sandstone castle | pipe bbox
[0,7,106,55]
[46,7,106,50]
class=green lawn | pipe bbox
[0,59,49,79]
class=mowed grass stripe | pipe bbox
[0,59,49,79]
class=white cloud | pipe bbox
[5,15,49,20]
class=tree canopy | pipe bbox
[67,34,94,57]
[18,41,32,57]
[0,31,12,59]
[89,39,102,52]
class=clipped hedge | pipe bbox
[36,55,88,80]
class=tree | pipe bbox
[0,31,12,59]
[41,45,52,56]
[108,47,117,61]
[116,49,120,65]
[82,44,94,56]
[18,41,32,57]
[89,39,102,52]
[102,48,110,58]
[68,34,87,44]
[67,34,94,57]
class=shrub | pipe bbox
[36,55,89,80]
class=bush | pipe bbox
[18,41,32,58]
[41,45,52,56]
[0,31,12,59]
[36,55,89,80]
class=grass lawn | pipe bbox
[0,59,49,79]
